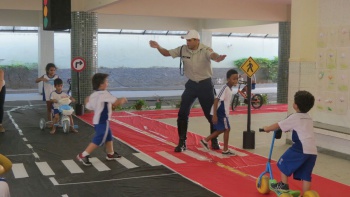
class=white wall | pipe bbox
[0,32,278,69]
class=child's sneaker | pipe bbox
[76,153,92,166]
[106,151,122,160]
[222,150,235,155]
[200,139,209,150]
[270,181,289,192]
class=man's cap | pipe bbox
[181,30,200,40]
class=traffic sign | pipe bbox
[71,57,86,72]
[240,57,260,78]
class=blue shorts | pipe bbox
[277,148,317,182]
[92,121,113,146]
[53,109,60,115]
[213,116,230,131]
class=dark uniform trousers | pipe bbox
[175,77,218,152]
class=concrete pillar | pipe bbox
[38,25,54,94]
[200,30,212,47]
[71,12,98,106]
[277,22,291,103]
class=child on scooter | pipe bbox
[261,90,316,196]
[50,78,78,134]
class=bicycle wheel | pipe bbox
[231,94,239,111]
[251,94,263,109]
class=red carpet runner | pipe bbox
[79,105,349,196]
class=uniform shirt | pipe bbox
[278,113,317,155]
[85,90,117,124]
[42,74,59,101]
[50,91,70,109]
[210,84,233,117]
[169,43,214,82]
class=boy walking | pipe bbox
[77,73,127,166]
[200,69,238,155]
[261,90,316,196]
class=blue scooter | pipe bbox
[256,128,319,197]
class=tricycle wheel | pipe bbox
[256,175,270,194]
[39,118,46,130]
[62,120,70,134]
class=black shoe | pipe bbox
[106,151,122,160]
[174,141,186,152]
[76,153,92,166]
[200,139,209,150]
[270,181,289,192]
[222,150,235,155]
[211,142,221,150]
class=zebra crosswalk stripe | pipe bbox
[133,153,161,166]
[62,160,84,174]
[116,157,138,169]
[12,163,29,178]
[35,162,55,176]
[156,151,185,164]
[90,157,111,171]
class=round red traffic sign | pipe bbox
[71,57,86,72]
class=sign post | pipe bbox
[240,57,260,149]
[71,57,86,116]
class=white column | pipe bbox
[38,17,54,94]
[199,30,212,47]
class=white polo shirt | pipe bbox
[42,74,59,101]
[169,43,214,82]
[85,90,117,124]
[210,84,232,117]
[278,113,317,155]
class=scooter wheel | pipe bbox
[256,175,270,194]
[280,193,293,197]
[303,190,320,197]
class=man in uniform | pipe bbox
[149,30,227,152]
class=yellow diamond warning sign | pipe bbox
[240,57,260,78]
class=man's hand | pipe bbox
[215,55,227,62]
[149,40,160,49]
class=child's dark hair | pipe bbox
[294,90,315,113]
[45,63,57,75]
[54,78,63,86]
[226,69,238,79]
[92,73,109,90]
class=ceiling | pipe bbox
[0,0,292,34]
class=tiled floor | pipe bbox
[160,111,350,186]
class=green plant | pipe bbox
[133,99,146,110]
[261,93,269,104]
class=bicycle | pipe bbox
[231,80,263,111]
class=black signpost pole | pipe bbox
[243,76,255,149]
[72,57,85,116]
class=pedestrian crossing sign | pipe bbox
[240,57,260,78]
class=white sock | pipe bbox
[82,151,89,157]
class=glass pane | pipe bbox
[145,30,168,34]
[121,29,145,34]
[98,29,121,33]
[230,33,250,37]
[212,32,230,36]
